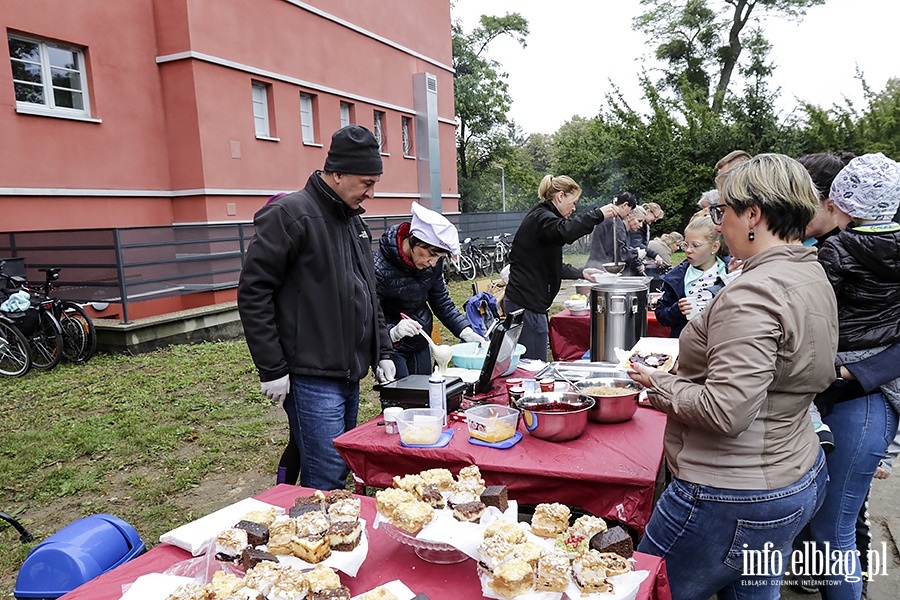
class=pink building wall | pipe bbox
[1,0,459,232]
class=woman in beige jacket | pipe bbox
[628,154,839,599]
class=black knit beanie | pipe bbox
[323,125,383,175]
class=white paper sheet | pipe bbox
[350,579,415,600]
[119,573,195,600]
[159,498,283,556]
[614,337,680,372]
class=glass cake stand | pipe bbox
[380,521,469,564]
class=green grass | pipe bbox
[0,278,485,595]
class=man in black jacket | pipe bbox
[238,125,395,490]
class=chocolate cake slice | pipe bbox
[589,525,634,558]
[234,519,269,547]
[480,485,508,512]
[241,546,278,569]
[311,586,351,600]
[290,504,326,518]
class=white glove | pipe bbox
[260,374,290,409]
[637,248,647,260]
[376,359,397,383]
[460,326,486,344]
[390,318,422,343]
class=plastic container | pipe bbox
[465,404,519,443]
[450,342,526,375]
[14,514,145,599]
[396,408,444,446]
[383,406,402,434]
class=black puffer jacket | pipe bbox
[374,224,469,353]
[818,224,900,351]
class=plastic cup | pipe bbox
[383,407,402,434]
[539,378,555,392]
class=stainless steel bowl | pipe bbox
[514,392,595,442]
[574,377,644,423]
[603,262,627,274]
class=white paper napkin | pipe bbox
[119,573,196,600]
[159,498,283,556]
[350,579,415,600]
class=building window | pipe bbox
[8,34,89,116]
[401,116,414,157]
[340,102,353,127]
[373,110,386,152]
[251,82,271,137]
[299,93,316,144]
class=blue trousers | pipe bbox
[638,450,827,600]
[392,344,432,377]
[502,297,548,361]
[284,375,359,490]
[808,391,897,599]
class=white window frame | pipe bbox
[373,110,385,153]
[251,82,271,138]
[8,33,91,119]
[340,102,352,127]
[401,116,414,157]
[300,93,316,144]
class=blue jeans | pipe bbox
[638,450,827,600]
[284,375,359,490]
[808,391,897,599]
[393,344,432,377]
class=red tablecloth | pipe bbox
[59,485,672,600]
[549,309,672,361]
[335,408,667,533]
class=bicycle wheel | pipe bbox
[0,319,31,376]
[59,301,97,363]
[29,309,63,370]
[476,251,494,277]
[458,254,477,281]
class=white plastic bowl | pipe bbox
[450,342,526,376]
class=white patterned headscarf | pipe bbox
[830,153,900,221]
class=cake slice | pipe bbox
[390,499,434,534]
[305,565,342,594]
[241,546,278,570]
[289,504,326,518]
[215,527,248,561]
[294,490,327,506]
[570,514,607,541]
[530,502,570,537]
[419,467,454,491]
[416,483,446,509]
[535,547,570,593]
[480,485,508,512]
[210,571,244,599]
[234,519,270,547]
[488,557,533,598]
[326,489,354,505]
[290,534,331,564]
[294,511,330,537]
[590,524,634,558]
[453,500,486,523]
[328,498,361,522]
[310,587,351,600]
[476,535,515,575]
[483,519,526,545]
[240,508,277,527]
[572,550,613,594]
[597,551,634,577]
[327,520,363,551]
[165,582,213,600]
[375,488,417,517]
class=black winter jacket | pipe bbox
[505,202,605,313]
[238,172,393,382]
[374,224,469,354]
[818,223,900,351]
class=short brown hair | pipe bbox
[716,150,752,172]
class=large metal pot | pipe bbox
[589,279,650,363]
[514,392,594,442]
[574,377,644,423]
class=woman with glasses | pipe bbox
[653,216,729,338]
[627,154,838,599]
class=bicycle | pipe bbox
[0,314,32,377]
[34,268,97,363]
[463,237,494,277]
[0,262,64,370]
[490,233,513,271]
[442,252,476,281]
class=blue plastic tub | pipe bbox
[14,514,145,599]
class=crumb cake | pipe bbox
[391,499,434,534]
[570,514,607,540]
[488,557,533,598]
[305,564,342,593]
[597,551,633,577]
[165,582,213,600]
[535,547,570,593]
[375,488,417,516]
[531,502,570,537]
[419,467,454,491]
[210,571,244,598]
[294,511,330,537]
[483,519,526,545]
[416,483,446,509]
[243,561,284,597]
[511,540,542,568]
[590,524,634,558]
[392,473,426,492]
[328,497,361,522]
[477,535,515,574]
[358,586,401,600]
[241,508,277,527]
[572,550,613,594]
[215,527,249,561]
[310,587,351,600]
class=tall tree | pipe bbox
[635,0,825,113]
[453,13,529,212]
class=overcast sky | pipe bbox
[451,0,898,135]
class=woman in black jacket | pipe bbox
[504,175,631,360]
[375,202,484,376]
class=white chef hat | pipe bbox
[410,202,460,256]
[830,153,900,221]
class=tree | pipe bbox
[453,13,529,212]
[635,0,825,113]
